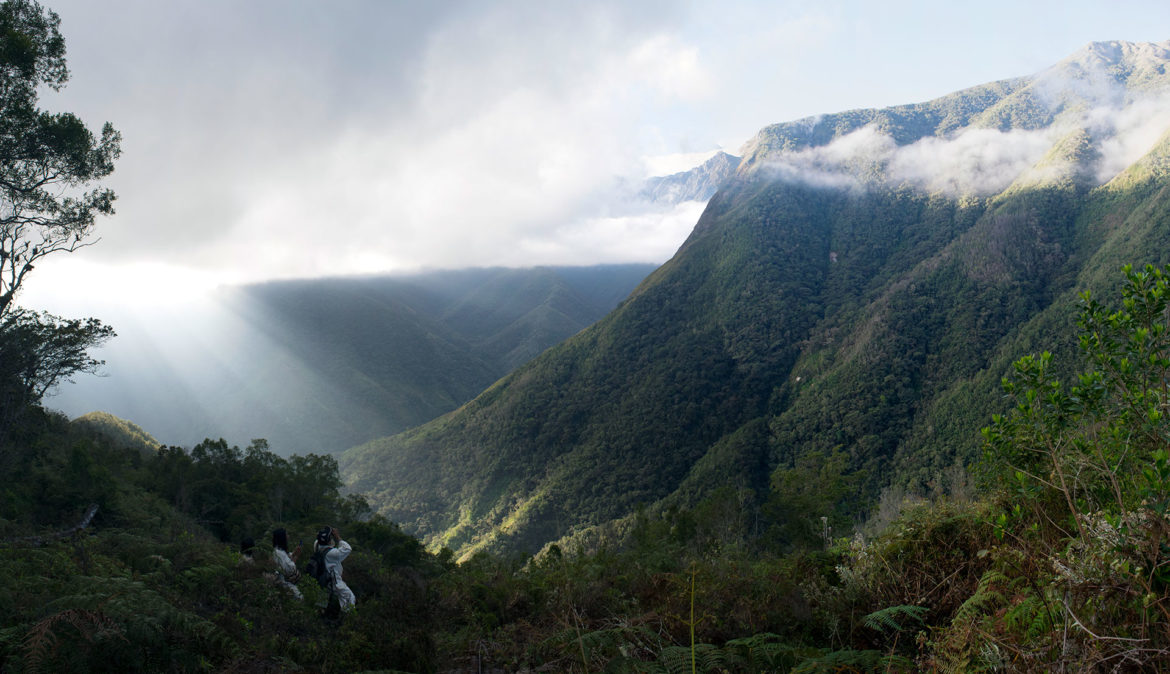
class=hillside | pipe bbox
[47,265,653,455]
[71,411,160,454]
[341,40,1170,558]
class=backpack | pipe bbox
[304,547,333,590]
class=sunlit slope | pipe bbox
[341,41,1170,557]
[71,411,161,454]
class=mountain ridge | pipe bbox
[640,150,742,205]
[341,40,1170,559]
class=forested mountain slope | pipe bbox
[341,40,1170,558]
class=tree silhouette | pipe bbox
[0,0,120,318]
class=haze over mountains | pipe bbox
[639,151,742,205]
[340,40,1170,559]
[47,265,654,455]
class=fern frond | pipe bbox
[1003,595,1053,640]
[577,625,625,653]
[656,642,727,673]
[698,643,726,671]
[792,649,886,673]
[724,632,806,669]
[23,608,124,674]
[863,604,928,633]
[955,569,1010,622]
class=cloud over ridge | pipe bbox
[755,42,1170,198]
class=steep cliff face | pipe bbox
[341,41,1170,558]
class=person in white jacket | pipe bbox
[315,526,355,612]
[272,528,302,599]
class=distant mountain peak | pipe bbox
[1034,39,1170,106]
[639,151,741,205]
[1066,39,1170,72]
[732,40,1170,199]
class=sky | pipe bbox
[19,0,1170,313]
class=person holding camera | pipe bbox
[311,526,355,612]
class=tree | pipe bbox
[0,0,120,318]
[0,1,121,434]
[0,307,113,430]
[982,264,1170,527]
[977,265,1170,664]
[764,447,866,551]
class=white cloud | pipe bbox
[508,200,709,266]
[31,1,715,285]
[756,85,1170,198]
[641,150,723,176]
[761,123,1061,197]
[1088,93,1170,183]
[888,127,1058,195]
[182,5,728,280]
[629,35,714,101]
[12,0,1170,308]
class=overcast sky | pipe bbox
[20,0,1170,310]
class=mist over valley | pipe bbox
[42,264,656,455]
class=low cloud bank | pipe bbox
[760,124,1059,196]
[759,52,1170,197]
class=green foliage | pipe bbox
[723,633,808,671]
[657,643,725,674]
[765,448,866,552]
[143,438,357,543]
[983,264,1170,524]
[0,309,114,438]
[790,649,913,673]
[344,95,1144,560]
[0,405,445,672]
[7,17,1170,673]
[203,264,654,456]
[947,264,1170,669]
[862,605,927,634]
[70,411,159,453]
